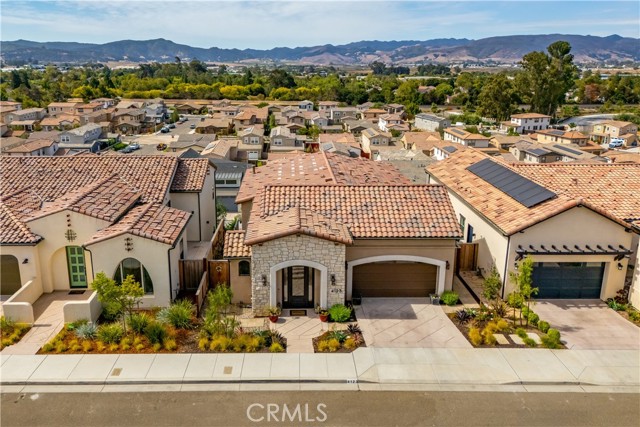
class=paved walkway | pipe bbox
[355,298,471,348]
[1,291,92,356]
[534,300,640,350]
[1,348,638,392]
[272,310,331,353]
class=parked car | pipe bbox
[160,127,170,133]
[190,123,196,129]
[129,143,140,150]
[120,146,133,153]
[169,123,176,129]
[609,138,624,149]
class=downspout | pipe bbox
[83,245,96,285]
[168,246,174,302]
[197,193,202,241]
[501,235,511,300]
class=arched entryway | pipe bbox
[0,255,22,296]
[347,255,446,299]
[269,260,328,308]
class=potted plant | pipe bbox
[268,306,281,323]
[315,305,329,322]
[429,293,440,305]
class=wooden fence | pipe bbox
[179,258,207,291]
[194,271,209,316]
[456,243,479,272]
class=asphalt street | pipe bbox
[2,390,639,427]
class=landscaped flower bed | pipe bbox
[312,323,366,353]
[607,289,640,327]
[0,316,31,350]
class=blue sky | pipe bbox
[1,1,638,48]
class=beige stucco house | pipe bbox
[226,151,461,313]
[0,155,216,323]
[428,150,639,302]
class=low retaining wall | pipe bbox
[63,291,102,324]
[2,280,41,324]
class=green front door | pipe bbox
[66,246,88,288]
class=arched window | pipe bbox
[238,260,251,276]
[113,258,153,294]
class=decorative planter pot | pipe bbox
[319,313,329,322]
[269,315,279,323]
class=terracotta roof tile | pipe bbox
[223,230,252,258]
[170,158,210,192]
[236,151,411,204]
[85,203,191,246]
[0,202,42,244]
[245,205,353,245]
[247,185,461,242]
[428,150,640,235]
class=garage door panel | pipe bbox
[533,262,604,299]
[353,262,436,297]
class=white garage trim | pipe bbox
[269,259,328,308]
[347,255,446,298]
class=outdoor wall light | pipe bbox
[617,263,624,271]
[256,274,267,286]
[446,260,450,270]
[22,258,29,264]
[514,262,519,270]
[330,273,336,286]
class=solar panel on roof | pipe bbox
[528,148,551,156]
[548,130,564,136]
[443,146,457,153]
[553,144,582,156]
[467,158,556,208]
[449,128,466,136]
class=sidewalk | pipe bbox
[2,348,638,393]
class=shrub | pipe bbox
[164,339,177,351]
[328,304,352,323]
[547,328,561,342]
[96,341,106,352]
[317,340,330,352]
[156,300,194,329]
[135,344,145,352]
[455,309,473,324]
[328,329,348,343]
[233,334,259,352]
[628,309,640,322]
[0,316,14,331]
[441,290,459,306]
[521,306,530,318]
[152,343,162,352]
[127,312,151,335]
[42,343,54,352]
[97,323,124,344]
[82,341,93,352]
[71,343,82,352]
[55,342,68,353]
[515,328,527,339]
[527,312,539,326]
[347,323,362,335]
[484,321,499,334]
[343,337,357,350]
[523,337,537,347]
[507,292,524,308]
[120,337,132,351]
[269,342,285,353]
[210,335,232,352]
[133,337,143,346]
[541,328,562,349]
[496,319,510,332]
[483,330,497,346]
[144,321,168,344]
[327,338,341,352]
[109,344,119,352]
[468,327,483,346]
[198,337,210,351]
[538,321,550,334]
[491,300,509,318]
[608,299,627,311]
[75,323,98,340]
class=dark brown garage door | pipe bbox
[353,262,437,297]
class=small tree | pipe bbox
[170,108,179,123]
[509,256,539,326]
[91,272,144,333]
[203,284,235,337]
[482,266,502,302]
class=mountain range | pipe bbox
[1,34,638,65]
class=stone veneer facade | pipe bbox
[250,234,346,314]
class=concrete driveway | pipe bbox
[354,298,471,348]
[534,300,640,350]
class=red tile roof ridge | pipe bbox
[0,202,43,244]
[320,151,337,184]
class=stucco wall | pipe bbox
[229,259,252,304]
[87,233,184,308]
[629,238,640,309]
[27,211,109,292]
[250,235,345,313]
[171,192,200,241]
[509,207,636,300]
[199,168,217,241]
[0,245,41,294]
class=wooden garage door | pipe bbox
[353,262,437,297]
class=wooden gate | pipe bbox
[208,260,230,288]
[456,243,478,272]
[179,259,206,291]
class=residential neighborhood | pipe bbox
[1,9,640,424]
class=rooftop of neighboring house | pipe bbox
[363,108,387,114]
[427,150,640,235]
[362,128,392,139]
[444,127,490,141]
[198,118,233,128]
[201,138,240,158]
[415,113,449,122]
[113,108,145,117]
[40,116,79,126]
[537,129,588,139]
[62,123,102,136]
[598,120,635,129]
[511,113,552,119]
[47,102,81,108]
[2,138,56,154]
[491,134,533,147]
[15,107,46,114]
[170,134,217,150]
[603,152,640,164]
[238,126,264,137]
[245,184,462,244]
[236,151,412,204]
[0,156,209,245]
[318,133,358,147]
[379,114,404,121]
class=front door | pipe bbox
[282,266,314,308]
[66,246,88,288]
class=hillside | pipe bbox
[1,34,638,65]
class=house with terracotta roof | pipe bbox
[414,113,451,132]
[443,128,491,148]
[196,118,234,135]
[1,139,59,157]
[361,128,392,157]
[427,150,639,302]
[590,120,638,147]
[537,129,589,146]
[0,156,216,323]
[225,151,461,312]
